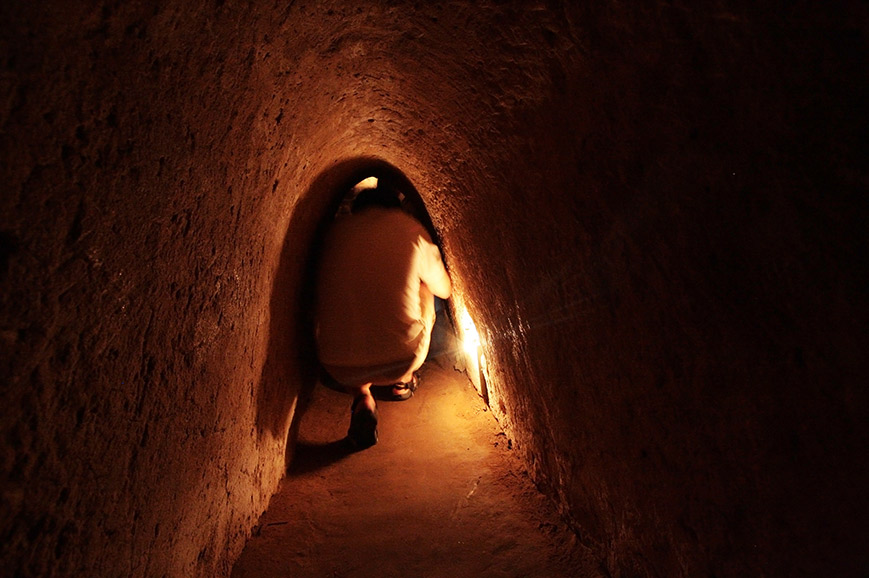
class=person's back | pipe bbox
[314,186,451,448]
[316,207,437,372]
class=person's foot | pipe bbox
[347,393,378,449]
[371,372,419,402]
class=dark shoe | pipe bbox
[371,372,419,402]
[348,395,378,449]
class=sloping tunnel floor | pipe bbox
[231,356,601,577]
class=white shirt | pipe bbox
[315,207,451,369]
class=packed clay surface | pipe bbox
[232,359,599,578]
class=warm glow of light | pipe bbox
[352,176,378,193]
[460,307,480,356]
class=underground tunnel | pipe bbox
[1,1,867,577]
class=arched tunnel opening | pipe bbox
[266,158,464,453]
[1,2,867,577]
[257,157,447,449]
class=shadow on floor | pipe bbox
[288,438,357,476]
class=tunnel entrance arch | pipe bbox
[255,157,451,459]
[320,163,442,245]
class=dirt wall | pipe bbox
[0,3,305,576]
[441,4,869,576]
[2,1,867,577]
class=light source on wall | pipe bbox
[457,305,488,402]
[460,307,480,357]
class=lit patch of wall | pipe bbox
[456,302,483,395]
[449,293,510,431]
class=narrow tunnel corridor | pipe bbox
[233,333,594,577]
[2,2,867,577]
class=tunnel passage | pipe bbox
[258,158,455,454]
[2,2,868,578]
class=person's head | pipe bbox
[351,185,402,214]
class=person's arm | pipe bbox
[420,239,452,299]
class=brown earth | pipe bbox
[231,357,600,578]
[2,2,867,576]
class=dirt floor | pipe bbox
[230,356,602,577]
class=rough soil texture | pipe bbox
[2,1,867,577]
[231,359,600,578]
